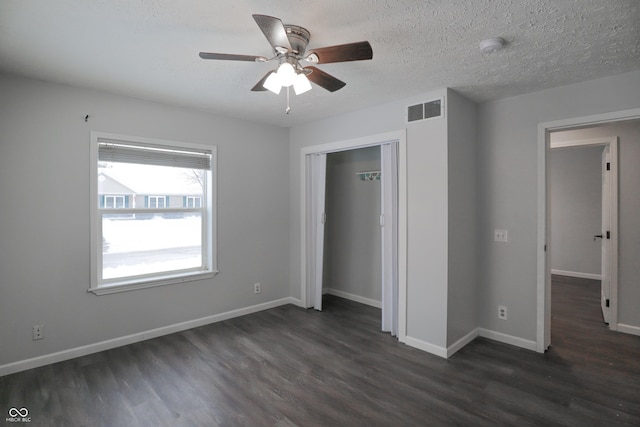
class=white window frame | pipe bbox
[148,195,166,208]
[104,195,126,209]
[90,131,218,295]
[186,196,201,208]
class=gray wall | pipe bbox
[550,120,640,326]
[477,70,640,341]
[324,147,381,302]
[549,145,603,276]
[446,89,478,345]
[0,73,290,367]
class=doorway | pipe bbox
[300,130,407,340]
[323,146,382,309]
[538,109,640,352]
[549,136,615,325]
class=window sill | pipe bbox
[89,270,218,295]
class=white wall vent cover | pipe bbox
[407,98,443,123]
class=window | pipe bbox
[103,195,126,209]
[185,196,201,208]
[147,195,167,208]
[90,132,217,294]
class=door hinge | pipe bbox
[606,231,611,239]
[544,244,547,252]
[606,162,610,171]
[606,299,610,308]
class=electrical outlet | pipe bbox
[254,283,261,294]
[498,306,507,320]
[494,229,508,243]
[33,325,44,340]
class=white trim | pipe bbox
[537,108,640,353]
[300,130,408,342]
[479,328,537,351]
[551,269,602,281]
[0,297,297,377]
[536,122,548,353]
[325,288,382,309]
[550,136,614,149]
[616,323,640,337]
[403,336,448,359]
[397,139,407,340]
[287,297,304,308]
[88,271,218,295]
[447,329,479,358]
[300,130,405,156]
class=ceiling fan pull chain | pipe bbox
[286,86,291,114]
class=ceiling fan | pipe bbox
[199,14,373,97]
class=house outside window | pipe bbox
[148,195,167,208]
[90,132,217,294]
[185,196,202,208]
[104,195,126,209]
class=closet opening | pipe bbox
[301,131,406,339]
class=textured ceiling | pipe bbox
[1,0,639,127]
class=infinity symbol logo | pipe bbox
[8,407,28,417]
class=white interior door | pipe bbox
[381,143,399,336]
[601,146,611,323]
[306,153,327,311]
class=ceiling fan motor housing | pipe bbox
[284,25,310,57]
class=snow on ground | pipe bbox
[103,215,201,253]
[102,215,202,279]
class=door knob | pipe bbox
[593,234,603,241]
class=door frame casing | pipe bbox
[300,130,408,341]
[537,108,640,352]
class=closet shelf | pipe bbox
[356,170,381,181]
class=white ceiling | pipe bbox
[1,0,639,128]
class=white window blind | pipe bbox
[98,137,212,170]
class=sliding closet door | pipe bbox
[381,142,399,335]
[305,153,327,311]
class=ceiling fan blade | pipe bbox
[199,52,267,62]
[251,72,272,91]
[306,41,373,64]
[305,66,346,92]
[252,14,292,53]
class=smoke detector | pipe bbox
[479,37,505,54]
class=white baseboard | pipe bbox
[478,328,537,351]
[0,297,297,377]
[447,329,479,357]
[405,328,538,359]
[551,269,602,281]
[616,323,640,337]
[403,336,448,359]
[287,297,304,308]
[404,329,479,359]
[324,288,382,309]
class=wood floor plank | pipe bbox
[1,276,639,426]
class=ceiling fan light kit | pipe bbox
[199,14,373,113]
[292,72,312,94]
[263,71,282,94]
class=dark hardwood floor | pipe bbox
[2,277,639,426]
